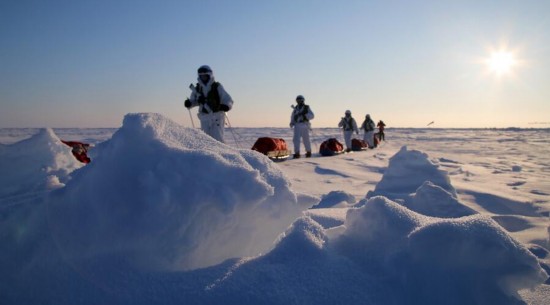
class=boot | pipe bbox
[305,151,312,158]
[293,153,301,159]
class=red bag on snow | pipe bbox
[251,137,288,154]
[351,138,368,151]
[251,137,291,160]
[319,138,344,156]
[61,140,91,163]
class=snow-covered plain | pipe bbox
[1,113,548,304]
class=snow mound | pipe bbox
[407,216,548,303]
[333,196,548,304]
[367,145,456,200]
[267,216,327,261]
[0,128,82,202]
[48,113,304,271]
[336,196,429,263]
[206,216,383,304]
[310,190,356,209]
[406,181,477,218]
[208,196,547,304]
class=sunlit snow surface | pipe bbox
[1,113,548,304]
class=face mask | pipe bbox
[199,73,210,84]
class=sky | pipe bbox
[1,0,550,128]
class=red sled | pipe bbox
[251,137,291,161]
[351,138,368,151]
[61,140,91,164]
[319,138,344,156]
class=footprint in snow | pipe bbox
[530,190,550,196]
[507,181,526,187]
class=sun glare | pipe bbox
[486,50,516,76]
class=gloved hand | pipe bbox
[184,99,192,108]
[219,104,230,112]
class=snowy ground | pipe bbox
[0,113,548,304]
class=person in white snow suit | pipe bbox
[290,95,314,158]
[338,110,359,152]
[360,114,376,148]
[185,65,233,143]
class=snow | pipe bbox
[1,113,549,304]
[0,128,83,202]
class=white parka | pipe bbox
[189,72,233,114]
[187,67,233,143]
[339,116,359,133]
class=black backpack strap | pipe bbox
[197,82,222,113]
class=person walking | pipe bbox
[377,120,386,141]
[360,114,376,148]
[185,65,233,143]
[290,95,314,158]
[338,110,359,152]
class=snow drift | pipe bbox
[207,197,547,304]
[331,196,548,305]
[48,113,305,271]
[0,116,547,305]
[406,181,477,218]
[365,145,475,218]
[367,145,456,200]
[0,128,82,203]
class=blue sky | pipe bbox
[1,0,549,128]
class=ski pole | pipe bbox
[224,113,241,149]
[187,107,196,128]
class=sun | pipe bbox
[486,50,516,76]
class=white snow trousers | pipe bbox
[293,122,312,154]
[198,111,225,143]
[343,130,354,150]
[364,130,375,148]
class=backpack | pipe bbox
[293,105,310,123]
[364,119,375,132]
[61,140,91,163]
[251,137,290,160]
[351,138,368,151]
[196,82,222,113]
[343,118,354,131]
[319,138,344,156]
[369,121,376,131]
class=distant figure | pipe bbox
[185,65,233,143]
[290,95,314,158]
[361,114,376,148]
[338,110,359,152]
[377,120,386,141]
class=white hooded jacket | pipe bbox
[290,104,314,126]
[189,70,233,114]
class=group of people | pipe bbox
[184,65,386,158]
[338,111,386,153]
